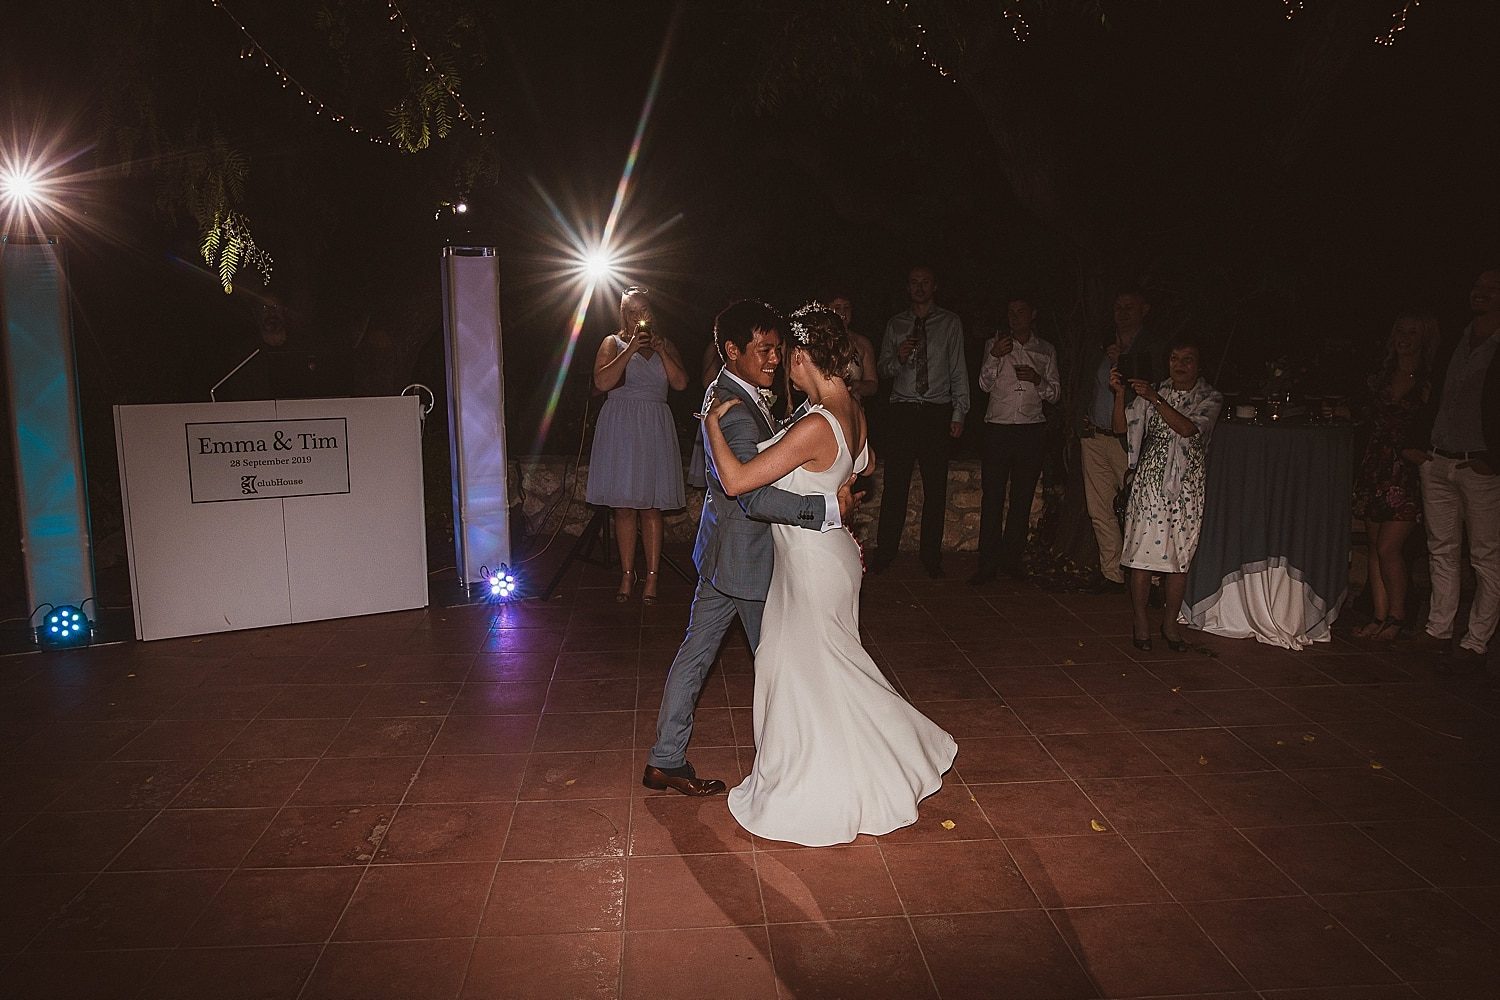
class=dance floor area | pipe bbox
[1,548,1497,999]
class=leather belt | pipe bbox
[1433,447,1480,460]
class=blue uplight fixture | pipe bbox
[484,564,519,601]
[37,604,92,649]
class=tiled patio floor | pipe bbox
[2,548,1497,999]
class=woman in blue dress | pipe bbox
[588,287,689,603]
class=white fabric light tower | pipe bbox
[440,246,511,594]
[1,234,96,618]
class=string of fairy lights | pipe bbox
[209,0,496,149]
[1280,0,1304,21]
[384,0,494,138]
[1003,4,1032,43]
[1375,0,1421,47]
[885,0,961,83]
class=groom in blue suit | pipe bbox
[644,300,854,795]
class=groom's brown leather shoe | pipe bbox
[642,763,726,797]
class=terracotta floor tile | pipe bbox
[218,718,348,758]
[1230,723,1369,770]
[0,948,170,999]
[449,681,550,716]
[503,797,630,859]
[0,759,91,812]
[111,807,278,870]
[1142,657,1254,691]
[137,944,321,1000]
[1077,776,1228,833]
[1059,661,1167,695]
[1360,818,1500,887]
[429,714,539,755]
[47,759,205,811]
[1127,828,1299,901]
[1186,771,1344,827]
[138,947,319,1000]
[289,756,422,806]
[633,705,735,748]
[1182,688,1313,727]
[876,779,996,839]
[334,862,491,940]
[242,804,393,867]
[1009,835,1170,907]
[1007,695,1125,735]
[0,810,155,873]
[1259,988,1416,1000]
[1040,731,1171,779]
[553,649,641,680]
[544,678,639,714]
[0,872,94,951]
[978,665,1085,698]
[351,681,461,716]
[374,801,512,864]
[259,684,370,719]
[1056,902,1248,997]
[323,716,442,757]
[1446,885,1500,931]
[621,925,776,1000]
[1188,896,1400,990]
[468,651,558,683]
[625,852,764,929]
[895,668,999,703]
[1094,690,1217,731]
[1136,726,1274,775]
[954,736,1065,783]
[1317,888,1500,982]
[916,698,1029,738]
[29,869,229,951]
[405,753,528,803]
[169,757,317,809]
[628,793,753,856]
[1268,684,1393,722]
[1245,824,1428,893]
[768,917,937,999]
[300,937,472,1000]
[1287,766,1447,822]
[464,932,622,1000]
[520,750,637,800]
[910,910,1099,1000]
[111,719,249,760]
[754,845,902,922]
[189,866,362,945]
[972,780,1101,838]
[882,840,1038,913]
[8,720,151,761]
[480,858,625,935]
[533,710,636,752]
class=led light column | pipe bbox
[440,246,512,597]
[1,234,96,623]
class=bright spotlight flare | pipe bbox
[582,245,617,283]
[483,564,519,600]
[0,167,39,207]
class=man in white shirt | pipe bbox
[969,295,1061,584]
[1405,266,1500,663]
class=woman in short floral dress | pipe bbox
[1351,313,1438,640]
[1111,336,1223,651]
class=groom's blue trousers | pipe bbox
[647,577,765,770]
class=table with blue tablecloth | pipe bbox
[1182,422,1354,649]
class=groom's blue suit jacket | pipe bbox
[693,373,827,601]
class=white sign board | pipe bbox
[116,396,427,640]
[185,417,351,502]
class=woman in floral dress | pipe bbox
[1351,313,1438,640]
[1111,337,1223,651]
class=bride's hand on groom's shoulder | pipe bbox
[705,395,741,423]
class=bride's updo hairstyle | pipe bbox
[788,303,858,383]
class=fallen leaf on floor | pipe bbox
[564,778,577,785]
[126,673,136,679]
[1302,734,1316,743]
[1171,686,1181,693]
[1062,659,1075,666]
[940,819,956,830]
[1198,755,1209,765]
[1369,761,1384,770]
[1090,819,1107,832]
[1275,739,1286,746]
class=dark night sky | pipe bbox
[3,0,1499,612]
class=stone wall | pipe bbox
[511,457,1041,553]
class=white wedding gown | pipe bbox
[727,406,958,846]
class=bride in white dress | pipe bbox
[705,304,958,847]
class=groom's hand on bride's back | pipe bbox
[837,475,864,519]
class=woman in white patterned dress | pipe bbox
[704,304,957,846]
[1111,337,1223,652]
